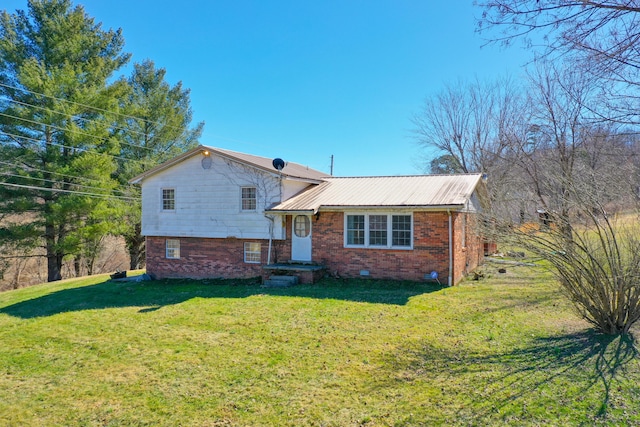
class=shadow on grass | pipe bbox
[389,330,639,425]
[0,276,443,319]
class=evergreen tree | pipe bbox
[0,0,130,281]
[117,60,203,269]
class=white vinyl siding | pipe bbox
[140,153,287,240]
[344,213,413,249]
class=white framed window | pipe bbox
[166,239,180,259]
[344,213,413,249]
[346,215,365,245]
[369,215,388,246]
[241,187,257,211]
[392,215,412,247]
[244,242,261,263]
[162,188,175,211]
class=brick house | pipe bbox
[131,145,488,285]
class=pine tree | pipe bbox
[116,60,203,269]
[0,0,130,281]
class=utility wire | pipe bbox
[0,130,145,163]
[0,171,132,196]
[0,81,184,133]
[0,181,140,201]
[0,81,267,150]
[1,95,162,140]
[0,160,139,188]
[0,111,161,154]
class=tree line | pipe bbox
[0,0,202,285]
[413,1,640,335]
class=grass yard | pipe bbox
[0,263,639,426]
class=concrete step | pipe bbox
[262,275,299,287]
[270,275,298,284]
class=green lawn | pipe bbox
[0,263,638,426]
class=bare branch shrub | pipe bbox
[490,187,640,335]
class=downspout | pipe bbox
[265,214,275,265]
[447,209,453,286]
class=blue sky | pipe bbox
[4,1,532,176]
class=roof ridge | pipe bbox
[326,173,482,179]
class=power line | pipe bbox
[0,171,132,197]
[0,130,145,163]
[0,181,140,201]
[0,111,160,154]
[1,95,160,140]
[0,81,186,133]
[0,81,270,152]
[0,160,138,188]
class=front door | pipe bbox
[291,215,312,262]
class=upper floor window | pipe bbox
[241,186,257,211]
[344,213,413,249]
[162,188,175,211]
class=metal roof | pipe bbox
[129,145,329,184]
[267,174,483,213]
[212,147,330,181]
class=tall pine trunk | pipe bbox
[127,223,146,270]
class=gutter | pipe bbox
[447,209,453,286]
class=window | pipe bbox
[369,215,387,246]
[244,242,261,263]
[294,215,310,238]
[241,187,257,211]
[162,188,175,211]
[345,213,412,249]
[392,215,412,247]
[166,239,180,259]
[346,215,365,245]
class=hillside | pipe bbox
[0,263,638,426]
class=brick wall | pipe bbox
[145,210,486,284]
[451,212,484,283]
[146,236,269,280]
[311,211,469,283]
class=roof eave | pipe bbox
[266,204,467,215]
[129,145,329,185]
[128,145,206,184]
[265,209,318,215]
[318,204,466,211]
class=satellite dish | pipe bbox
[272,158,285,171]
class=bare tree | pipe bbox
[476,1,640,123]
[483,62,640,335]
[412,76,532,223]
[491,185,640,335]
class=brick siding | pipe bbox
[145,210,484,285]
[146,236,269,280]
[312,211,483,284]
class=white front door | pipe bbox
[291,215,312,262]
